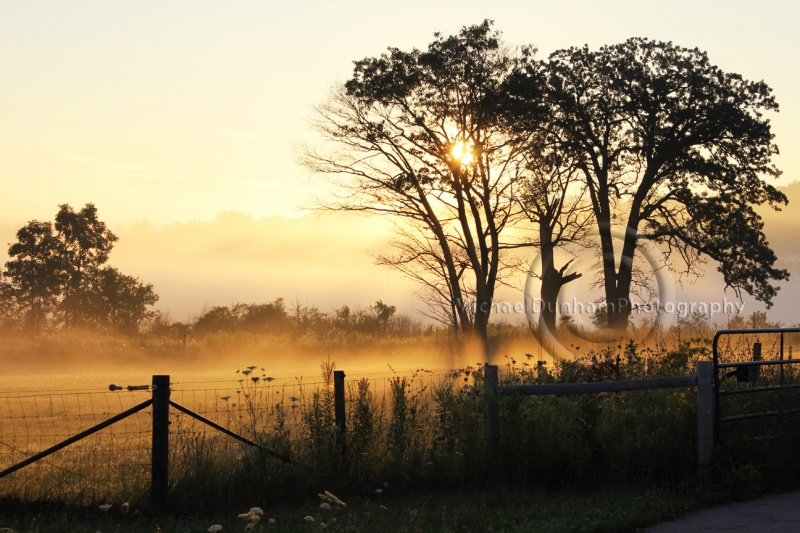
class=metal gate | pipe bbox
[712,328,800,478]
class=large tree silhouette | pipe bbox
[303,21,538,354]
[521,38,789,331]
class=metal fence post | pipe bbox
[151,375,170,513]
[485,364,499,462]
[333,370,346,462]
[696,361,714,475]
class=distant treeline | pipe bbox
[151,298,432,342]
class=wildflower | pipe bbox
[320,523,327,530]
[289,396,300,402]
[242,369,252,376]
[120,502,130,515]
[410,509,419,518]
[208,526,223,533]
[375,488,383,495]
[268,518,276,524]
[278,411,289,418]
[265,376,275,382]
[245,524,254,531]
[247,365,257,370]
[249,507,264,516]
[98,504,112,512]
[380,505,388,511]
[238,513,251,519]
[318,490,346,507]
[304,516,315,522]
[319,503,331,510]
[220,396,231,401]
[252,377,260,383]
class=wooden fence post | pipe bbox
[696,361,714,476]
[151,375,170,513]
[333,370,346,462]
[485,364,499,461]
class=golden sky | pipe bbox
[1,0,799,322]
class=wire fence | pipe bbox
[0,387,152,503]
[0,367,462,505]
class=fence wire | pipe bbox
[0,367,462,505]
[0,388,152,504]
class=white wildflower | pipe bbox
[319,503,331,510]
[249,507,264,516]
[208,526,223,533]
[98,504,112,512]
[318,490,346,507]
[304,515,315,522]
[375,488,383,495]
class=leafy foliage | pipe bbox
[305,21,536,351]
[520,38,789,329]
[1,203,157,333]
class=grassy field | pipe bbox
[2,325,800,531]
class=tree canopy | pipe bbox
[513,37,789,332]
[308,25,788,347]
[303,20,536,354]
[1,203,158,333]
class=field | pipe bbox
[1,325,800,531]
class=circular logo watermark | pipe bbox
[524,226,675,359]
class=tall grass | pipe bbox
[2,328,800,517]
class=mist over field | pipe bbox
[3,184,799,335]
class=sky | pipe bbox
[1,0,799,323]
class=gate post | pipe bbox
[696,361,714,475]
[151,375,170,512]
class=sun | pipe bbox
[450,141,474,165]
